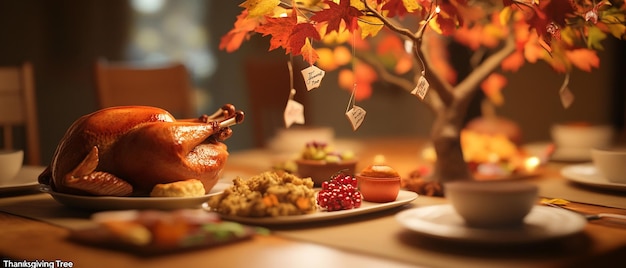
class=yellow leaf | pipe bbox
[428,19,443,35]
[357,16,384,38]
[586,26,607,50]
[607,22,626,39]
[540,198,570,205]
[350,0,366,10]
[499,6,513,26]
[240,0,280,17]
[402,0,422,13]
[299,0,324,8]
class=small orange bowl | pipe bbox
[356,174,401,203]
[296,159,357,186]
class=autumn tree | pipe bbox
[221,0,626,195]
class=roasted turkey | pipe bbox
[38,105,244,196]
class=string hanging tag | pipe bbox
[559,72,574,109]
[345,83,366,131]
[344,33,366,131]
[284,88,305,128]
[411,71,429,100]
[284,60,305,127]
[301,65,325,91]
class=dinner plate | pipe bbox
[0,166,46,194]
[561,163,626,192]
[41,182,230,210]
[207,190,418,225]
[396,205,586,244]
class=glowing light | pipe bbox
[524,157,540,172]
[131,0,165,14]
[435,6,441,14]
[404,40,413,54]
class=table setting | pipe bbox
[1,100,626,268]
[3,120,626,268]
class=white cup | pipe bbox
[551,123,614,150]
[445,181,538,228]
[591,147,626,184]
[0,150,24,182]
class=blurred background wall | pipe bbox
[0,0,623,165]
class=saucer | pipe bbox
[0,166,46,194]
[561,163,626,192]
[396,205,586,244]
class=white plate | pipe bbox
[208,190,418,225]
[42,182,230,210]
[561,163,626,191]
[396,205,586,244]
[0,166,46,194]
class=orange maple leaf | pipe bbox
[256,11,320,56]
[219,11,263,52]
[566,49,600,72]
[337,61,377,101]
[501,50,525,72]
[481,73,507,106]
[256,13,296,52]
[301,39,319,65]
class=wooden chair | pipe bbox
[94,59,196,118]
[0,62,41,165]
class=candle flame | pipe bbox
[524,156,540,172]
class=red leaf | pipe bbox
[515,0,575,46]
[311,0,362,33]
[290,22,321,56]
[377,0,409,18]
[542,0,575,27]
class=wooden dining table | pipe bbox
[2,137,626,268]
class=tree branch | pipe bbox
[361,0,417,41]
[418,32,455,110]
[356,52,415,93]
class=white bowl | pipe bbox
[0,150,24,182]
[445,181,538,228]
[591,147,626,184]
[551,123,614,150]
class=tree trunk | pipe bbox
[423,101,474,195]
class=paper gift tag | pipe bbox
[284,99,305,128]
[559,86,574,109]
[345,105,366,131]
[301,65,325,91]
[411,76,429,100]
